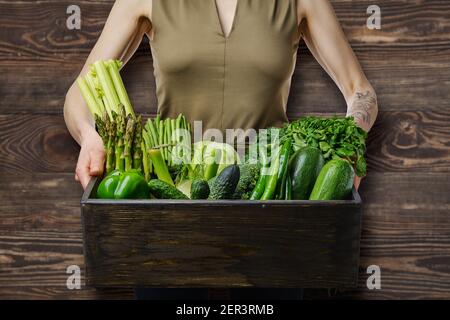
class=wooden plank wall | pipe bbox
[0,0,449,299]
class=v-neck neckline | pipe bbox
[212,0,240,39]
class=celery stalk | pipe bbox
[107,60,135,117]
[93,61,121,114]
[84,73,106,115]
[76,77,102,117]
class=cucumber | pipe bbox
[309,159,355,201]
[191,179,210,200]
[209,165,240,200]
[148,179,189,200]
[289,147,325,200]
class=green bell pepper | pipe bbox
[97,169,149,199]
[96,170,122,199]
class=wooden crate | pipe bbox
[81,177,362,288]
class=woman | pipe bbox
[64,0,378,299]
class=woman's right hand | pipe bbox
[75,127,106,190]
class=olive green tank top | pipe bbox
[150,0,300,132]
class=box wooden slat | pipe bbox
[81,177,362,288]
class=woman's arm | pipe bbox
[298,0,379,133]
[64,0,152,189]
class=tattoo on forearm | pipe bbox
[347,90,377,129]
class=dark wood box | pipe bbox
[81,177,362,288]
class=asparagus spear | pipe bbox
[94,113,107,144]
[105,115,116,174]
[124,115,135,171]
[141,141,150,181]
[115,105,126,171]
[132,116,143,172]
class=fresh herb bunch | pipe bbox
[281,116,368,177]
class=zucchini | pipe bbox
[209,165,240,200]
[289,147,325,200]
[191,179,210,200]
[309,159,355,201]
[148,179,189,200]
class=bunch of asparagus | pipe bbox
[77,60,143,174]
[142,114,192,175]
[101,106,143,174]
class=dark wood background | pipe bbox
[0,0,449,299]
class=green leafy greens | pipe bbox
[281,116,368,177]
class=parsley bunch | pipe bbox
[282,116,368,177]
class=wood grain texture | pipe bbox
[1,111,448,175]
[0,172,448,299]
[307,172,450,300]
[81,180,361,288]
[1,1,449,114]
[0,0,449,299]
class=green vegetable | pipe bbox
[204,148,220,180]
[141,141,150,181]
[114,170,149,199]
[177,179,192,197]
[132,116,143,172]
[282,116,367,177]
[105,117,116,174]
[285,174,292,200]
[191,179,210,200]
[260,160,279,200]
[275,139,292,200]
[124,116,135,171]
[289,147,325,200]
[209,165,240,200]
[106,60,134,117]
[97,170,149,199]
[148,149,174,186]
[92,60,121,114]
[148,179,189,200]
[233,164,261,200]
[76,77,102,117]
[261,141,287,201]
[96,170,122,199]
[115,106,126,171]
[250,174,266,200]
[310,159,355,201]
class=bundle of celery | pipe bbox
[77,60,142,174]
